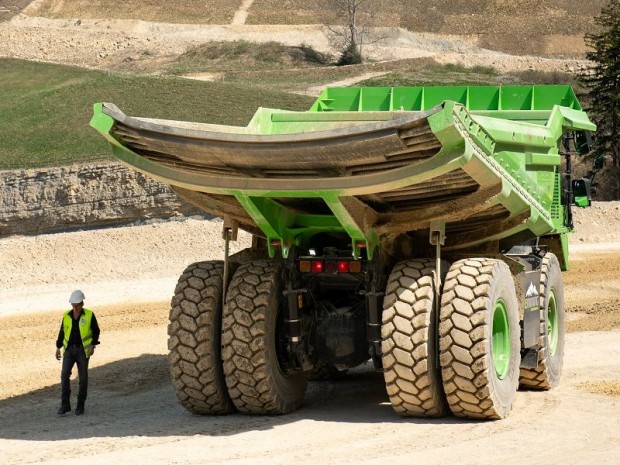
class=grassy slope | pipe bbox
[165,43,577,91]
[0,53,578,170]
[0,58,315,169]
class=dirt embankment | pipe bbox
[0,11,591,75]
[0,162,201,236]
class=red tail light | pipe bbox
[299,259,362,273]
[349,261,362,273]
[324,260,337,273]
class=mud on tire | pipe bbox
[168,260,234,414]
[439,258,520,420]
[381,259,449,417]
[519,252,565,389]
[222,260,307,414]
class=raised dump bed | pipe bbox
[92,85,595,420]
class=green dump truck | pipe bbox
[91,85,595,420]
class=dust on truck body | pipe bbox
[91,85,595,420]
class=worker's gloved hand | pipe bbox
[86,345,95,357]
[55,348,61,360]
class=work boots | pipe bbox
[57,403,71,415]
[75,399,85,416]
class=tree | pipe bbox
[328,0,384,65]
[580,0,620,197]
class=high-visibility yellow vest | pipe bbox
[62,308,94,358]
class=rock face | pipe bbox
[2,158,616,237]
[0,162,203,236]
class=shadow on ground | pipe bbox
[0,354,459,441]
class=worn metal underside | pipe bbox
[91,85,597,263]
[104,103,443,179]
[99,103,518,251]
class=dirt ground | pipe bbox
[0,203,619,464]
[0,4,618,460]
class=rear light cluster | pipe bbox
[299,259,362,273]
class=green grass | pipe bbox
[165,52,507,93]
[356,60,505,87]
[0,56,581,170]
[0,58,315,169]
[167,41,332,75]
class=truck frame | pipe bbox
[91,85,595,419]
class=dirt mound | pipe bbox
[0,201,618,318]
[0,216,252,316]
[571,200,620,243]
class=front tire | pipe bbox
[439,258,520,420]
[519,252,565,389]
[222,260,307,414]
[168,261,235,414]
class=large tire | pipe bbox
[439,258,520,420]
[222,260,307,414]
[519,252,565,389]
[381,260,449,417]
[168,261,234,414]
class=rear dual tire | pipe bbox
[169,259,308,415]
[168,261,235,414]
[381,259,449,417]
[519,252,565,389]
[439,258,520,420]
[221,260,308,414]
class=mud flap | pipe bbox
[521,270,541,369]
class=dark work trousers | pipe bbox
[60,345,89,407]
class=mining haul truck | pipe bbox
[91,85,595,420]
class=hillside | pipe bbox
[0,0,616,194]
[0,0,604,75]
[13,0,607,57]
[1,3,619,463]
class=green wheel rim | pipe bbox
[492,299,510,380]
[547,291,558,356]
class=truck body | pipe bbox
[91,85,595,419]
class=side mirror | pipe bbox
[593,154,605,170]
[572,178,592,207]
[574,131,593,155]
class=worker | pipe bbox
[55,290,100,416]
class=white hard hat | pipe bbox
[69,290,85,304]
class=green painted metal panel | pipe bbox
[391,86,423,111]
[574,196,590,207]
[500,86,533,110]
[468,86,500,110]
[91,85,595,265]
[309,85,582,113]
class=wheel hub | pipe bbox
[492,299,510,380]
